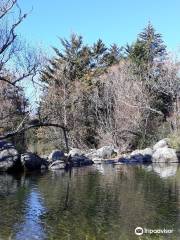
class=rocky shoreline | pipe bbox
[0,138,179,173]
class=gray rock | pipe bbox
[69,148,84,157]
[21,152,48,171]
[130,148,153,157]
[49,149,64,162]
[92,157,102,164]
[119,153,152,164]
[0,140,20,172]
[86,146,117,159]
[152,147,178,163]
[96,146,117,159]
[70,155,93,167]
[49,160,66,170]
[153,139,169,151]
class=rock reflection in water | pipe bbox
[143,163,178,178]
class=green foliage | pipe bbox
[139,22,167,62]
[168,131,180,151]
[106,43,122,65]
[124,23,175,150]
[127,22,167,68]
[133,114,169,149]
[126,40,147,68]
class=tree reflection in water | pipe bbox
[0,164,179,240]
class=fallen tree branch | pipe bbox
[0,122,70,152]
[0,123,68,140]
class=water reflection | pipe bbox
[143,163,178,178]
[14,189,46,240]
[0,165,179,240]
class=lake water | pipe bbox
[0,163,180,240]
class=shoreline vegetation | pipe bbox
[0,1,180,171]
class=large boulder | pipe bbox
[153,139,169,151]
[48,150,64,162]
[0,140,21,172]
[21,152,48,171]
[152,147,178,163]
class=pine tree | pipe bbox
[139,22,167,64]
[106,44,122,65]
[127,23,167,69]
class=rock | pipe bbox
[96,146,117,159]
[49,160,66,170]
[153,139,169,151]
[118,153,152,164]
[70,155,93,167]
[0,140,21,172]
[85,149,97,159]
[103,159,119,164]
[21,152,48,171]
[176,151,180,161]
[152,147,178,163]
[132,154,152,163]
[118,157,131,164]
[48,150,64,162]
[130,148,153,157]
[86,146,117,159]
[69,148,84,157]
[92,157,102,164]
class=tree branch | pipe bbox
[0,0,17,19]
[0,122,69,140]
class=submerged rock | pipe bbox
[0,140,21,172]
[21,152,48,171]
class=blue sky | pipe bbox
[17,0,180,54]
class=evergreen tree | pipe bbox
[106,44,122,65]
[91,39,108,68]
[47,34,92,82]
[139,22,167,64]
[127,23,167,70]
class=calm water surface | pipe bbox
[0,164,180,240]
